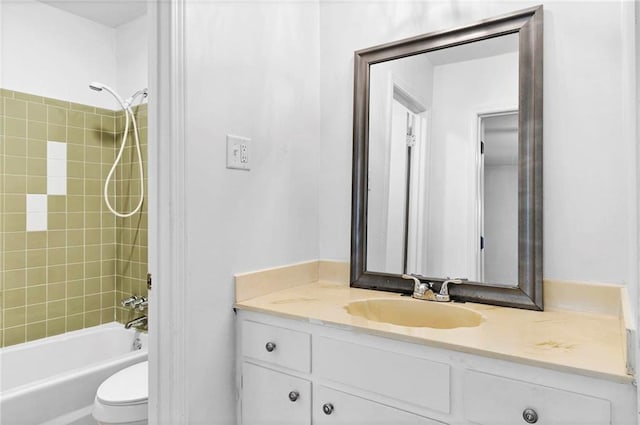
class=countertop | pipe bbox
[235,279,633,384]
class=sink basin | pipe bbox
[344,298,483,329]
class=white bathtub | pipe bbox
[0,322,148,425]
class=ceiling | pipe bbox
[38,0,147,28]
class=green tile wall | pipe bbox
[0,89,148,347]
[114,104,149,325]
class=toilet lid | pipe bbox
[97,361,148,406]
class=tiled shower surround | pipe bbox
[0,89,148,347]
[114,103,149,326]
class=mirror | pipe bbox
[351,6,543,310]
[366,34,519,284]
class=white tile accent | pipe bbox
[27,212,48,232]
[47,141,67,195]
[47,141,67,160]
[26,194,48,231]
[26,194,47,212]
[47,176,67,195]
[48,159,67,178]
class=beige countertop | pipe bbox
[234,262,633,384]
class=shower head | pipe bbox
[89,82,105,92]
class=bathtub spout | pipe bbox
[125,315,147,329]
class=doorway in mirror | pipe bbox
[367,74,428,275]
[478,111,519,285]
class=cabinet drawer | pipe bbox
[314,336,450,414]
[242,362,311,425]
[463,370,611,425]
[314,385,446,425]
[241,320,311,372]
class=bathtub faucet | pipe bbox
[125,315,147,329]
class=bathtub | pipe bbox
[1,322,147,425]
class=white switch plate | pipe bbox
[226,135,251,170]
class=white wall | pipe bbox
[1,0,116,109]
[116,14,148,101]
[1,1,147,109]
[318,1,638,296]
[183,2,320,423]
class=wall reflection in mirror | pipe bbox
[366,33,520,286]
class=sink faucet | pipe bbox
[402,275,466,302]
[402,274,437,301]
[125,315,147,329]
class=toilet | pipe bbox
[92,361,148,425]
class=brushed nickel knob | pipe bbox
[523,408,538,423]
[322,403,334,415]
[265,342,276,352]
[288,391,299,402]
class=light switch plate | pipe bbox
[226,135,251,170]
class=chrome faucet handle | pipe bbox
[402,274,434,300]
[401,274,420,286]
[436,278,467,302]
[132,297,148,311]
[137,298,148,311]
[401,274,422,293]
[121,295,138,308]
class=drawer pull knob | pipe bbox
[265,342,276,352]
[288,391,299,402]
[322,403,334,415]
[523,408,538,424]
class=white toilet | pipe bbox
[93,361,148,425]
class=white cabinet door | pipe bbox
[313,385,447,425]
[241,362,311,425]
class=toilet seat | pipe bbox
[97,361,148,405]
[93,361,148,424]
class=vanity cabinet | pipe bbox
[236,311,635,425]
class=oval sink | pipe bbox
[345,298,483,329]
